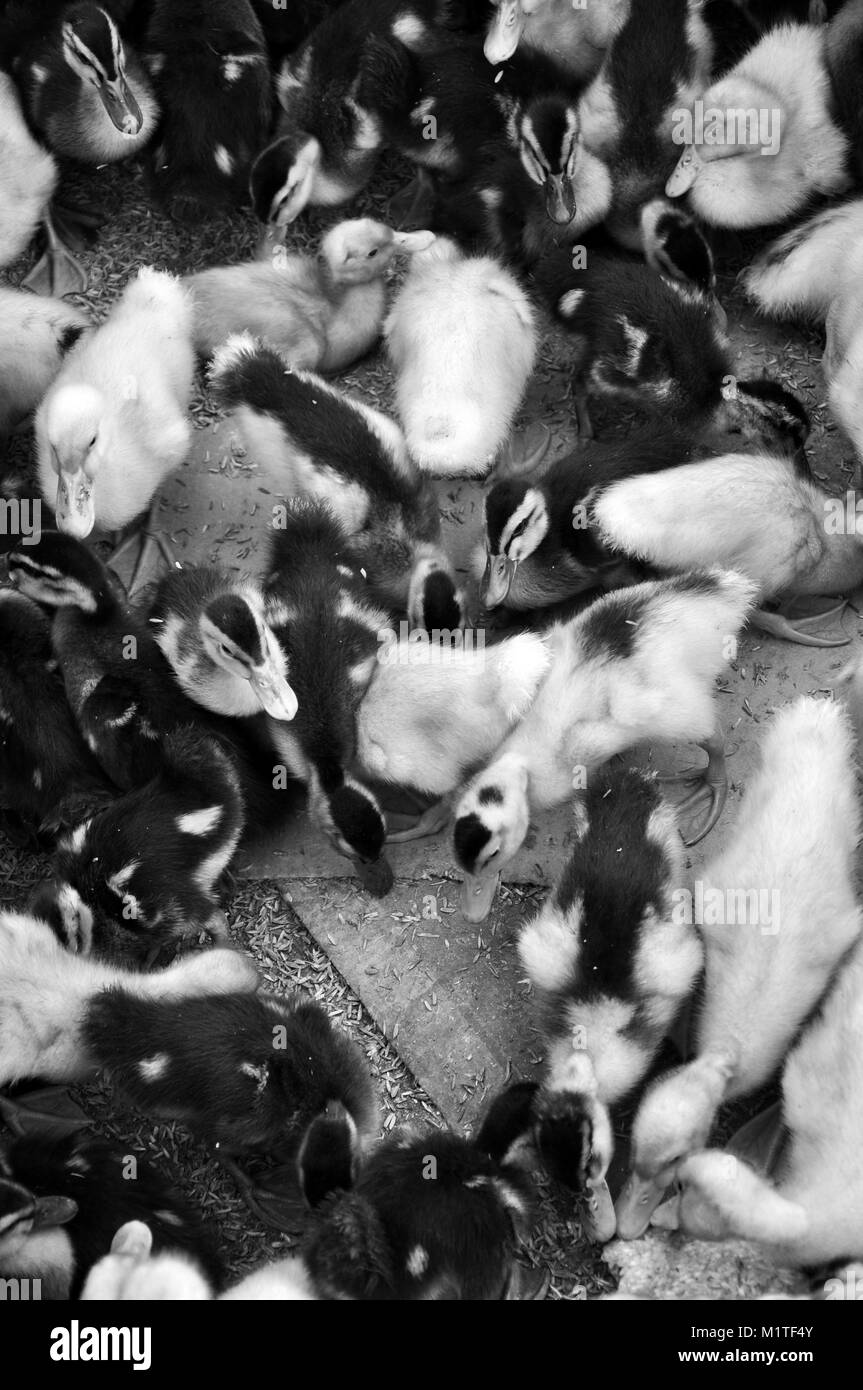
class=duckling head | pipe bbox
[482,481,549,607]
[320,219,435,287]
[615,1051,737,1239]
[314,775,393,897]
[250,131,322,227]
[640,199,716,296]
[199,593,298,721]
[706,377,811,469]
[515,97,579,225]
[61,4,143,136]
[42,383,106,538]
[453,756,530,921]
[8,531,111,614]
[297,1100,361,1208]
[651,1150,807,1246]
[29,879,94,956]
[484,0,525,65]
[79,1219,213,1301]
[0,1175,77,1264]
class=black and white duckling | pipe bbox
[143,0,272,221]
[0,1133,223,1300]
[35,266,195,583]
[666,20,852,228]
[0,908,258,1087]
[32,726,245,962]
[479,424,704,612]
[517,765,702,1241]
[593,450,863,645]
[0,289,89,435]
[484,0,629,79]
[303,1084,537,1299]
[184,219,434,370]
[0,1170,77,1301]
[616,696,863,1238]
[249,0,393,231]
[574,0,714,249]
[0,71,82,297]
[744,197,863,480]
[384,237,537,477]
[0,588,115,847]
[4,1,159,164]
[8,533,205,791]
[547,251,810,449]
[356,630,549,837]
[453,568,756,921]
[148,566,297,722]
[656,930,863,1266]
[82,981,378,1196]
[639,199,717,295]
[210,333,462,627]
[260,501,395,895]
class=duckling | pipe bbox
[615,697,863,1239]
[0,588,116,847]
[548,251,810,449]
[261,500,395,895]
[517,765,702,1240]
[453,568,756,921]
[5,1,159,165]
[2,1133,223,1299]
[0,908,258,1088]
[0,72,86,298]
[11,534,307,838]
[592,451,863,645]
[8,533,207,791]
[657,931,863,1265]
[81,981,378,1201]
[666,21,852,228]
[384,237,537,477]
[479,423,704,613]
[32,726,245,962]
[143,0,272,221]
[356,631,549,827]
[35,266,195,584]
[0,1172,77,1301]
[249,0,391,231]
[148,566,297,722]
[743,198,863,480]
[184,219,434,370]
[303,1084,537,1299]
[574,0,714,249]
[0,289,89,435]
[484,0,629,79]
[210,332,463,627]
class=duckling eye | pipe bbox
[88,435,97,448]
[367,248,379,259]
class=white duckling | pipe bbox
[384,237,538,478]
[0,909,258,1088]
[744,197,863,482]
[484,0,629,78]
[357,631,550,838]
[453,568,756,922]
[616,696,863,1238]
[593,450,863,645]
[666,22,852,227]
[148,565,298,721]
[657,931,863,1267]
[0,288,89,434]
[518,764,702,1241]
[35,266,195,582]
[184,219,434,369]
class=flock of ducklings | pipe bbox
[2,0,863,1302]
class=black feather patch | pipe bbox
[420,570,462,632]
[453,810,492,872]
[58,322,86,356]
[205,594,264,663]
[579,589,649,661]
